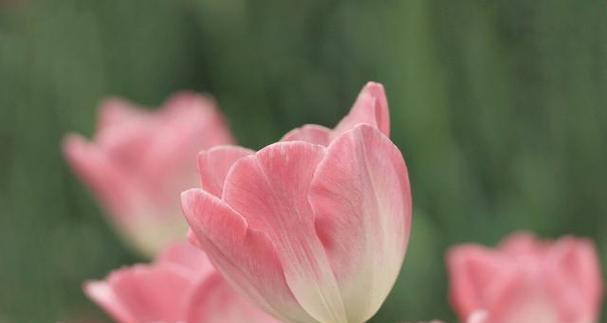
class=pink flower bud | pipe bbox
[182,82,412,323]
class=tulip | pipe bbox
[447,232,603,323]
[182,82,412,323]
[63,92,234,256]
[85,241,279,323]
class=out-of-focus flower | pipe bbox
[182,82,412,323]
[85,241,279,323]
[447,232,603,323]
[63,93,234,256]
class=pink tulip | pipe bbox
[63,93,234,256]
[447,232,603,323]
[182,82,412,323]
[85,241,279,323]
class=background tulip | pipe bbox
[85,241,279,323]
[63,93,234,256]
[447,232,603,323]
[182,83,412,323]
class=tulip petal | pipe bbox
[446,246,520,319]
[84,281,135,323]
[197,146,254,197]
[281,124,332,146]
[499,232,546,257]
[181,189,317,323]
[85,265,192,323]
[62,134,136,217]
[309,124,410,322]
[334,82,390,137]
[221,142,349,323]
[546,238,603,322]
[187,273,280,323]
[164,92,236,147]
[97,97,147,130]
[156,241,215,276]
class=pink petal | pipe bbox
[499,232,546,258]
[163,91,235,147]
[545,238,603,322]
[221,142,347,323]
[84,281,135,323]
[181,189,316,323]
[309,124,410,322]
[138,96,223,191]
[62,134,136,217]
[333,82,390,138]
[281,124,332,146]
[197,146,254,197]
[85,265,192,323]
[446,245,519,319]
[96,97,148,131]
[187,273,280,323]
[466,311,489,323]
[156,241,215,277]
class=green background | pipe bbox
[1,0,606,322]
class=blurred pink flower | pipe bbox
[85,241,279,323]
[447,232,603,323]
[63,92,234,256]
[182,82,412,323]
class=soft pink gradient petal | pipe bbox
[62,134,136,217]
[84,281,136,323]
[221,142,347,323]
[97,97,147,131]
[333,82,390,138]
[156,241,214,275]
[85,265,192,323]
[281,124,332,146]
[86,242,277,323]
[181,189,316,323]
[187,274,281,323]
[446,245,520,320]
[544,238,603,323]
[499,232,546,257]
[197,146,254,197]
[310,124,411,322]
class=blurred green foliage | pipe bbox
[1,0,606,322]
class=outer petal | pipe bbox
[85,265,192,323]
[499,232,546,258]
[97,97,148,131]
[446,245,520,319]
[197,146,254,197]
[138,94,227,197]
[84,281,136,323]
[62,134,136,217]
[187,273,281,323]
[281,124,332,146]
[181,189,316,323]
[309,124,410,322]
[333,82,390,137]
[545,238,603,322]
[163,92,235,147]
[156,241,215,277]
[221,142,347,323]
